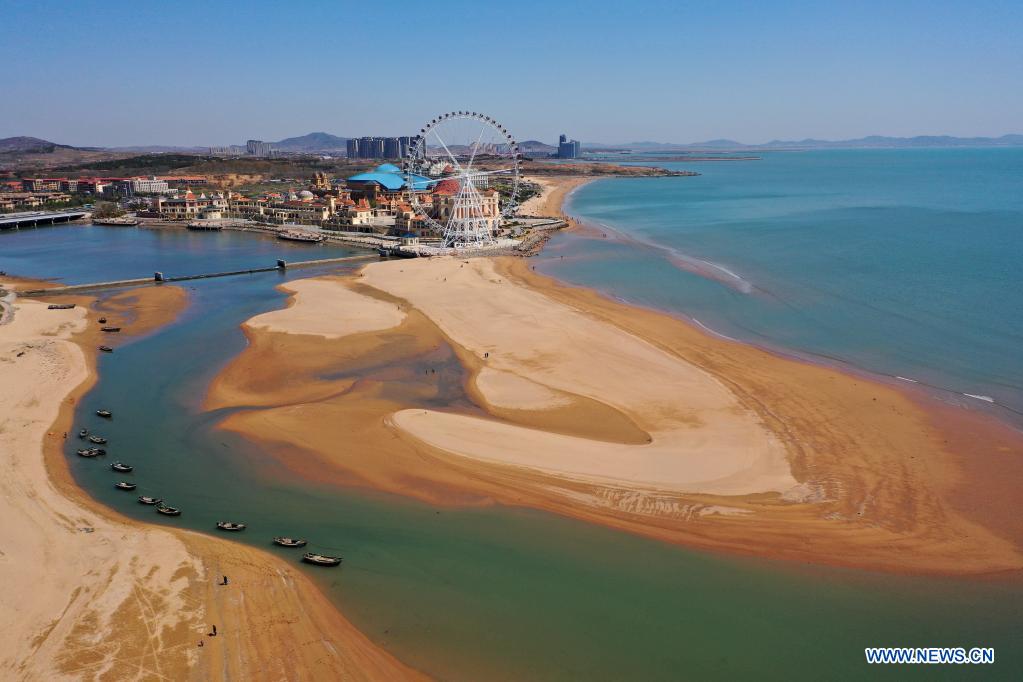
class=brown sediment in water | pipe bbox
[0,276,424,680]
[205,260,1023,577]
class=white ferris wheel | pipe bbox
[404,111,520,248]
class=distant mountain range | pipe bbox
[273,132,348,151]
[585,134,1023,151]
[0,136,77,153]
[518,140,557,154]
[3,133,1022,158]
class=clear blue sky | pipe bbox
[2,0,1020,147]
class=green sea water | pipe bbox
[541,148,1023,423]
[3,224,1021,680]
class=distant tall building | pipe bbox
[348,136,414,159]
[557,133,581,159]
[358,137,385,159]
[395,136,413,159]
[246,139,276,158]
[209,145,243,156]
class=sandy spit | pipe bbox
[206,255,1023,575]
[0,280,424,681]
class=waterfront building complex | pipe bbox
[4,164,507,244]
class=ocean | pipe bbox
[539,148,1023,422]
[2,184,1022,679]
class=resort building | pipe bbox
[159,176,208,187]
[21,178,61,192]
[74,179,107,194]
[128,176,170,195]
[223,190,336,225]
[323,198,375,231]
[394,204,430,236]
[345,163,433,202]
[430,177,500,232]
[157,190,228,220]
[0,192,72,211]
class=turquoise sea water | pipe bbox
[3,210,1022,679]
[540,149,1023,421]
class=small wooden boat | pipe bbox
[98,346,114,353]
[96,409,112,419]
[302,553,342,567]
[114,481,137,491]
[88,435,107,445]
[100,326,121,333]
[89,447,106,456]
[77,448,100,458]
[99,317,107,324]
[78,428,89,438]
[273,537,308,548]
[217,521,246,532]
[156,505,181,516]
[277,229,323,243]
[138,496,163,505]
[92,217,139,226]
[48,303,76,310]
[111,462,133,473]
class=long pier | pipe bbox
[17,254,377,297]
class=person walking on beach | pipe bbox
[221,575,229,585]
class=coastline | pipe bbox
[519,174,596,226]
[205,249,1023,576]
[0,279,423,680]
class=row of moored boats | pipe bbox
[75,411,341,567]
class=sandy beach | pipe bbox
[207,250,1023,576]
[0,281,422,680]
[519,175,595,222]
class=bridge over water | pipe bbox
[16,254,377,297]
[0,210,89,229]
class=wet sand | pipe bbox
[0,279,423,681]
[207,259,1023,576]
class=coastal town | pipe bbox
[1,126,695,257]
[0,122,692,257]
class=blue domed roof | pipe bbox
[374,163,401,173]
[347,171,437,191]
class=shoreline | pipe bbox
[497,258,1023,574]
[556,199,1023,427]
[0,277,424,680]
[527,180,1023,570]
[206,252,1023,576]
